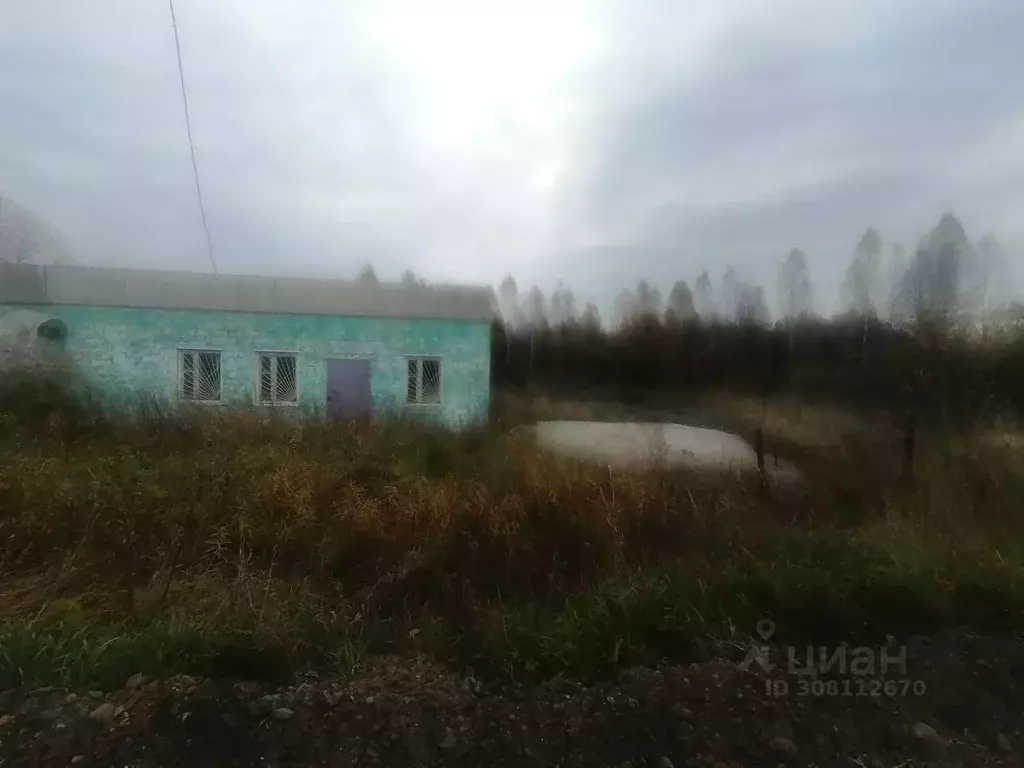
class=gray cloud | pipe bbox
[2,0,1022,313]
[558,0,1024,310]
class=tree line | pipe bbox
[498,213,1017,333]
[492,212,1024,426]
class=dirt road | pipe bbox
[1,631,1021,767]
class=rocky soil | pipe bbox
[1,630,1021,767]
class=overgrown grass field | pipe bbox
[2,375,1023,689]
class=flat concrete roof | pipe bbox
[0,263,497,321]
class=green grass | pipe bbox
[7,533,1022,689]
[451,533,1024,683]
[2,372,1024,689]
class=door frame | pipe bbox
[325,356,374,418]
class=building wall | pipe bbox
[0,309,70,371]
[0,304,491,426]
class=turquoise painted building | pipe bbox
[0,263,495,426]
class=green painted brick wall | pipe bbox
[2,305,491,426]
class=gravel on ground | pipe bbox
[1,630,1020,767]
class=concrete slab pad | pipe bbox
[534,420,800,482]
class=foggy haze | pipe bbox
[2,0,1022,317]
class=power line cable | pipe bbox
[167,0,217,273]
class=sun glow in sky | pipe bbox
[362,0,598,166]
[351,0,602,282]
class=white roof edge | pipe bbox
[0,263,498,321]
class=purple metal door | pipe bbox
[326,359,372,420]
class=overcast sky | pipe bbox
[2,0,1022,313]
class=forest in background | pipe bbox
[492,212,1024,426]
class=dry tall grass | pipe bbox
[2,373,1023,687]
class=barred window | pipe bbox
[257,353,298,404]
[179,350,221,402]
[406,357,441,404]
